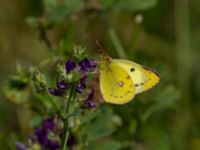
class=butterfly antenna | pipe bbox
[96,40,105,55]
[95,40,111,62]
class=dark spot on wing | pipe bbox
[130,68,135,72]
[126,75,131,80]
[135,84,139,87]
[142,66,160,78]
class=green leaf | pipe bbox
[84,141,121,150]
[99,0,115,10]
[99,0,158,12]
[76,106,121,144]
[154,85,181,107]
[4,88,30,104]
[29,116,43,128]
[142,85,180,121]
[46,0,84,26]
[115,0,158,12]
[86,125,115,142]
[26,17,40,29]
[64,0,84,13]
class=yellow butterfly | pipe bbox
[99,57,160,104]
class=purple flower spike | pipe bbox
[76,76,87,93]
[57,80,70,90]
[16,142,28,150]
[49,88,64,96]
[85,89,95,108]
[78,58,97,72]
[65,59,76,73]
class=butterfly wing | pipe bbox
[100,62,135,104]
[112,59,160,94]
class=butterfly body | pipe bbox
[99,58,160,104]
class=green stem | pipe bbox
[61,118,69,150]
[129,24,141,59]
[46,92,62,115]
[108,27,127,59]
[65,85,75,111]
[61,85,76,150]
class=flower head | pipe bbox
[78,58,97,73]
[65,59,76,73]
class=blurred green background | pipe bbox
[0,0,200,149]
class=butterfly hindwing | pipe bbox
[100,62,135,104]
[112,59,160,94]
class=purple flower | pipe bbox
[15,142,28,150]
[76,76,87,93]
[65,59,76,73]
[44,117,55,131]
[84,89,95,108]
[35,117,59,150]
[35,127,48,147]
[49,88,64,96]
[78,58,97,73]
[57,80,70,90]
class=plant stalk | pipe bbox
[61,85,76,150]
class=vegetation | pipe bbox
[0,0,199,150]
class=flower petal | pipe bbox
[78,58,97,72]
[76,76,87,93]
[49,88,64,96]
[84,89,95,108]
[65,59,76,73]
[57,81,70,90]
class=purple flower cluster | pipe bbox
[78,58,97,73]
[15,117,59,150]
[49,80,70,96]
[34,117,59,150]
[49,58,97,108]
